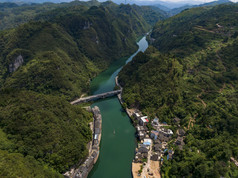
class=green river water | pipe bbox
[88,37,148,178]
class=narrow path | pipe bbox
[219,83,226,93]
[197,91,207,108]
[216,52,227,72]
[194,26,215,33]
[187,114,197,130]
[231,157,238,167]
[187,118,193,130]
[141,146,152,178]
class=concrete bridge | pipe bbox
[71,90,122,105]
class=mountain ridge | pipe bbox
[119,4,238,177]
[0,2,165,177]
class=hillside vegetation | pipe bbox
[151,4,238,57]
[119,4,238,177]
[0,2,158,100]
[0,1,99,30]
[0,0,166,30]
[0,1,165,176]
[0,90,92,176]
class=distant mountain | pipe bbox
[152,3,171,12]
[0,0,222,9]
[169,0,233,16]
[199,0,231,6]
[109,0,200,8]
[0,0,232,12]
[152,0,200,9]
[0,0,71,3]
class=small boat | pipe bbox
[113,129,115,135]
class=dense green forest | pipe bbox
[0,1,164,99]
[0,1,99,30]
[0,1,165,176]
[0,1,166,30]
[0,90,92,176]
[119,4,238,177]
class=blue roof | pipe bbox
[143,142,151,146]
[167,155,169,160]
[164,149,168,153]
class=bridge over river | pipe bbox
[71,90,122,105]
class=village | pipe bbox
[130,110,186,178]
[115,76,188,177]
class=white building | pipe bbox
[139,116,149,126]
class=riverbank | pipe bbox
[88,37,148,178]
[64,106,102,178]
[116,73,187,178]
[115,76,135,118]
[115,76,162,178]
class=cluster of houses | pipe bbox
[133,112,174,163]
[133,112,186,165]
[173,117,186,150]
[175,128,185,150]
[75,106,102,178]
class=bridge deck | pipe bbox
[71,90,122,105]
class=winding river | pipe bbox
[88,37,148,178]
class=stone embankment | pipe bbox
[115,76,162,178]
[64,106,102,178]
[116,78,123,106]
[115,76,132,117]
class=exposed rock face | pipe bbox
[9,55,24,73]
[95,36,99,44]
[83,21,92,30]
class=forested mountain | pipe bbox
[0,1,165,177]
[119,4,238,177]
[0,0,166,30]
[0,2,160,100]
[151,4,238,57]
[168,0,233,16]
[0,90,92,176]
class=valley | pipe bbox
[0,0,238,178]
[0,1,161,177]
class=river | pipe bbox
[88,37,148,178]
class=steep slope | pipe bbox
[0,1,100,30]
[0,21,98,100]
[0,150,61,177]
[0,90,92,174]
[0,4,153,100]
[0,1,167,30]
[168,0,233,16]
[130,5,168,25]
[0,2,165,177]
[151,4,238,57]
[119,4,238,177]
